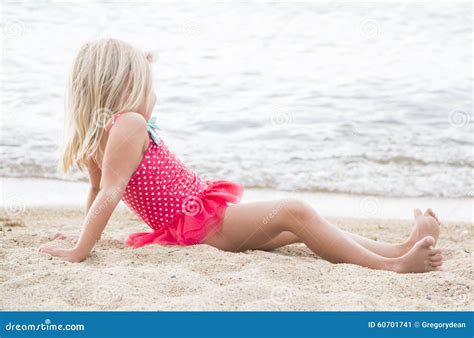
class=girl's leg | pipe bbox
[254,210,441,259]
[256,231,299,250]
[342,231,407,258]
[255,230,407,257]
[204,199,443,273]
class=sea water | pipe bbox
[1,1,472,199]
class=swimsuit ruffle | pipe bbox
[126,180,243,248]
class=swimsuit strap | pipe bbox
[146,116,161,144]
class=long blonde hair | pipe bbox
[60,38,154,173]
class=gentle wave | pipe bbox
[1,1,472,199]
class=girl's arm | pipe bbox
[86,159,102,213]
[51,160,102,244]
[40,113,148,262]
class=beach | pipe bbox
[1,0,472,314]
[1,203,472,311]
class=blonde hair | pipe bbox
[59,38,154,173]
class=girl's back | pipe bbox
[102,112,242,247]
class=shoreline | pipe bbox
[1,177,472,222]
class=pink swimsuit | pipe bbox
[105,112,243,248]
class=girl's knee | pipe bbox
[282,198,317,227]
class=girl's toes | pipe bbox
[425,208,440,222]
[419,236,435,248]
[429,248,443,256]
[425,261,443,271]
[430,253,443,262]
[430,261,443,267]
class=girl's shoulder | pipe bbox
[90,112,148,171]
[105,111,150,155]
[105,111,146,132]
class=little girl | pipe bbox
[40,39,443,273]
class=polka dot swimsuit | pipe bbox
[105,112,243,247]
[121,136,206,229]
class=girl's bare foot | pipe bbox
[392,236,443,273]
[405,208,441,249]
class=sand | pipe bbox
[0,207,472,311]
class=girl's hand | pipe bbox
[39,245,86,263]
